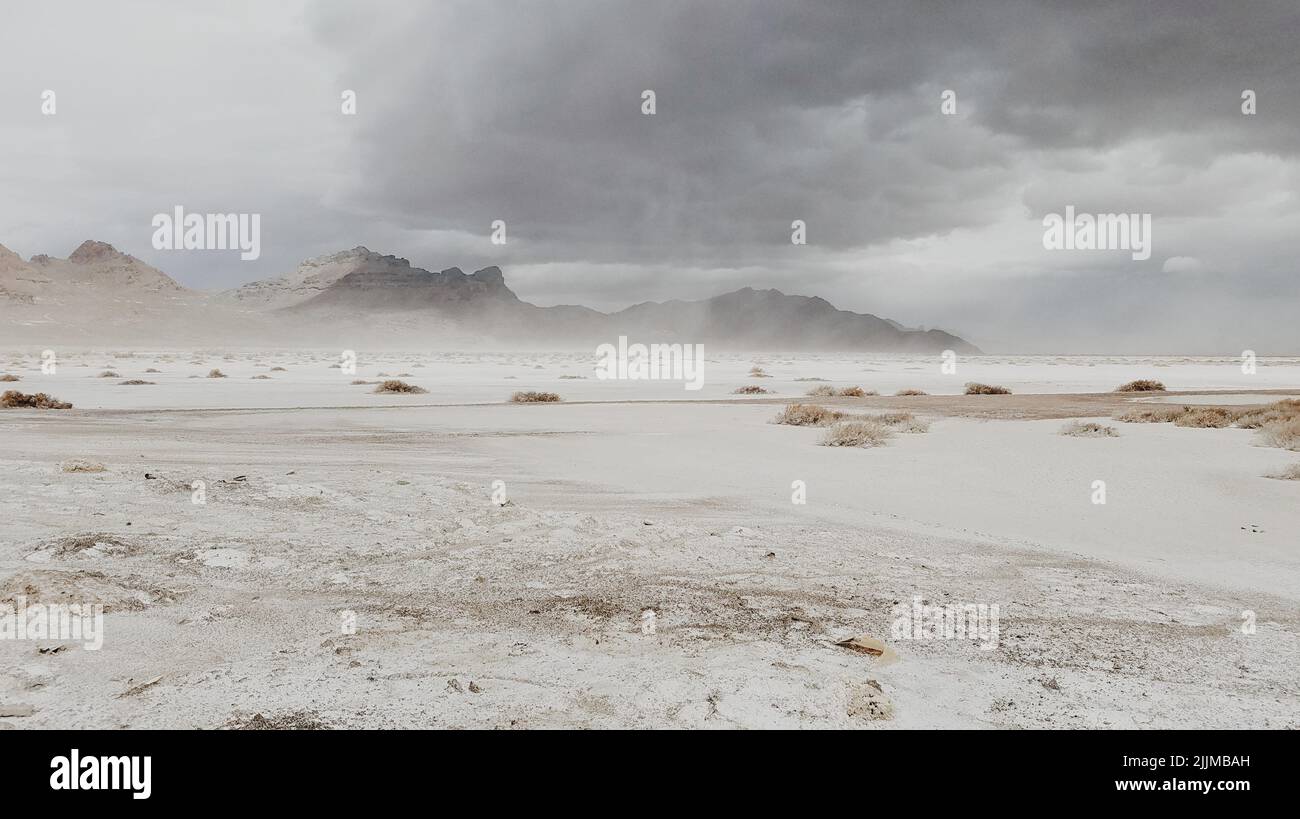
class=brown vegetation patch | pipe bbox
[1234,399,1300,429]
[836,386,877,397]
[375,380,428,394]
[873,411,930,433]
[1114,405,1185,423]
[2,390,72,409]
[965,382,1012,395]
[1174,407,1236,428]
[819,420,892,448]
[772,403,844,426]
[1115,379,1166,392]
[510,390,561,402]
[1261,418,1300,451]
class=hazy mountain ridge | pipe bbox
[610,288,975,353]
[0,240,979,352]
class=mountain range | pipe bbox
[0,241,979,352]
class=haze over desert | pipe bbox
[3,0,1298,767]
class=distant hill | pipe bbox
[0,240,980,352]
[609,287,977,353]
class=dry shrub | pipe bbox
[350,379,373,385]
[1059,421,1119,438]
[145,368,161,373]
[207,369,227,378]
[510,391,561,403]
[97,370,120,378]
[61,459,105,473]
[805,384,836,397]
[749,366,771,378]
[795,377,827,382]
[1264,463,1300,480]
[1114,405,1185,423]
[895,388,927,396]
[873,412,930,433]
[819,420,892,448]
[1115,379,1165,392]
[375,380,428,394]
[1233,399,1300,429]
[270,367,287,372]
[2,390,72,409]
[252,375,271,380]
[965,382,1011,395]
[1260,418,1300,451]
[1174,406,1236,428]
[0,374,19,382]
[118,379,155,385]
[733,385,770,394]
[772,403,843,427]
[837,386,877,397]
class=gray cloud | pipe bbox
[2,0,1298,352]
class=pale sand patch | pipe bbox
[0,354,1296,729]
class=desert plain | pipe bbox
[1,351,1298,729]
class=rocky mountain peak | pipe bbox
[470,266,505,288]
[68,240,129,264]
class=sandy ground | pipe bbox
[1,351,1298,729]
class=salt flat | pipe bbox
[1,351,1297,729]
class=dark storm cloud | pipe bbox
[2,1,1298,351]
[314,0,1300,264]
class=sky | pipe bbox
[2,0,1298,353]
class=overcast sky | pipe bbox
[2,0,1298,353]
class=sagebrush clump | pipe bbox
[2,390,72,409]
[1115,379,1165,392]
[510,391,561,402]
[872,412,930,433]
[375,380,428,394]
[1234,399,1300,429]
[1113,406,1185,423]
[1111,400,1300,451]
[819,420,892,448]
[1261,418,1300,451]
[733,385,770,395]
[1174,406,1235,428]
[771,403,843,427]
[965,382,1011,395]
